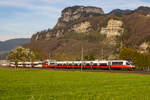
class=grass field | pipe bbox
[0,68,150,100]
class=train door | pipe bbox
[108,61,111,70]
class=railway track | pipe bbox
[3,66,150,75]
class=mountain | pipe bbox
[25,6,150,60]
[108,6,150,16]
[31,6,104,41]
[0,38,30,59]
[108,9,133,16]
[134,6,150,15]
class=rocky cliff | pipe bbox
[28,6,150,60]
[55,6,104,28]
[32,6,104,41]
[100,19,124,37]
[32,6,150,41]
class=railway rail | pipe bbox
[3,65,150,75]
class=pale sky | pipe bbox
[0,0,150,41]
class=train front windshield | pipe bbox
[127,61,135,68]
[127,61,134,66]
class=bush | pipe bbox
[119,48,150,69]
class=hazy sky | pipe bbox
[0,0,150,41]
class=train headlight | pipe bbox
[132,65,135,68]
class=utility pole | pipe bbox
[101,47,104,60]
[49,52,51,61]
[81,47,84,61]
[81,46,84,71]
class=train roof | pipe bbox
[108,60,130,62]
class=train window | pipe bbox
[74,64,78,66]
[69,64,72,66]
[126,62,130,65]
[100,63,107,66]
[93,63,97,66]
[10,63,15,65]
[86,63,90,66]
[112,62,123,65]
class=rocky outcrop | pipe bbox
[55,6,104,28]
[100,19,124,37]
[72,21,91,33]
[32,6,104,41]
[139,42,150,53]
[100,19,124,46]
[31,6,150,41]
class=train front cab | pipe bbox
[109,60,135,70]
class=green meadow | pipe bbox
[0,68,150,100]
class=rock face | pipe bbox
[55,6,104,28]
[139,42,150,53]
[100,19,124,37]
[100,19,124,46]
[31,6,150,41]
[72,21,91,33]
[32,6,104,41]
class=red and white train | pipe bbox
[9,60,135,70]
